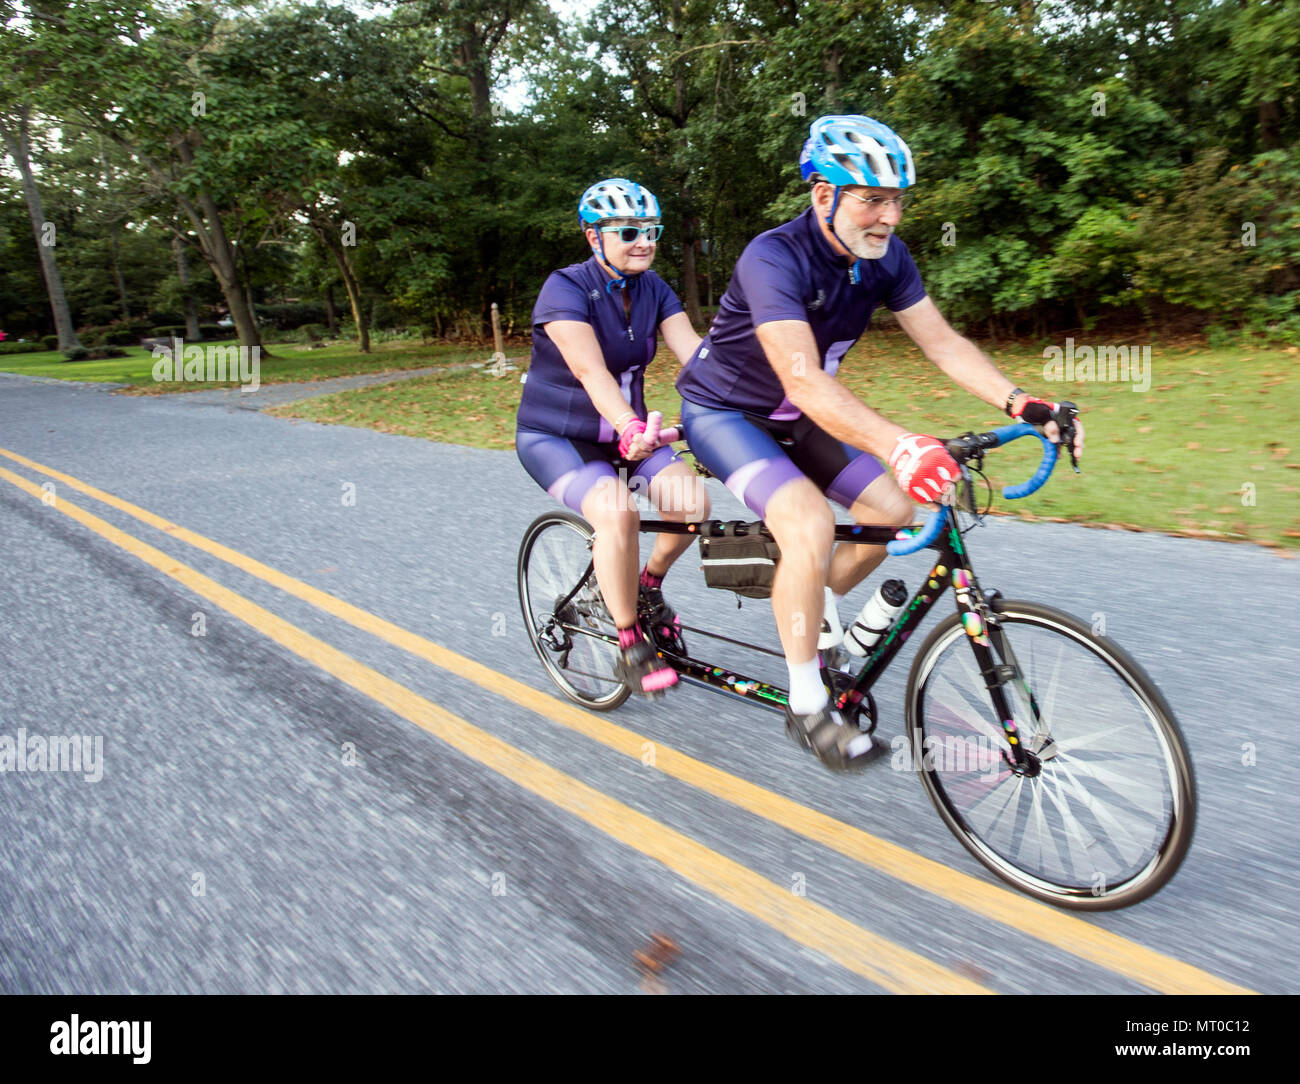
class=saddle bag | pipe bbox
[698,522,781,599]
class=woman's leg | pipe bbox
[579,476,640,631]
[517,427,675,694]
[639,455,710,577]
[517,427,637,627]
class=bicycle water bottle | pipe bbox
[843,579,908,656]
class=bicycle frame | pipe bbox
[630,515,1037,774]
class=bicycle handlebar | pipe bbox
[885,423,1059,556]
[642,410,680,449]
[991,422,1058,498]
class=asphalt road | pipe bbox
[1,372,1295,994]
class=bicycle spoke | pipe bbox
[910,602,1194,907]
[519,514,629,710]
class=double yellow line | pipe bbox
[0,445,1252,994]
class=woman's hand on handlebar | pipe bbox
[617,410,681,460]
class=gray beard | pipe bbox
[849,235,890,261]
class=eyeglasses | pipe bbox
[840,191,908,211]
[599,224,664,243]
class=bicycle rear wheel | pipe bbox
[905,599,1195,910]
[518,511,630,711]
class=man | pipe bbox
[678,114,1084,771]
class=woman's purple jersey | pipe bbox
[676,207,926,418]
[518,256,684,442]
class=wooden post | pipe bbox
[490,302,504,359]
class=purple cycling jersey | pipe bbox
[518,256,684,442]
[676,207,926,418]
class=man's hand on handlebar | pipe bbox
[888,432,961,504]
[1011,395,1085,469]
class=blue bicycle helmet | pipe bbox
[577,178,661,292]
[577,178,661,225]
[799,115,916,189]
[799,116,915,284]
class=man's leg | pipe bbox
[763,477,835,711]
[827,473,915,595]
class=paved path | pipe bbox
[1,372,1294,994]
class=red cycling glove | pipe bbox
[1010,395,1060,426]
[888,433,960,503]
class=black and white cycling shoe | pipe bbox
[638,583,685,653]
[784,704,879,771]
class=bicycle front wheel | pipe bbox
[905,599,1195,910]
[517,511,630,711]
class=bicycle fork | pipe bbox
[950,569,1043,778]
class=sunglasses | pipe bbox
[599,224,665,243]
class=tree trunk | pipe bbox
[173,235,203,340]
[323,283,338,333]
[100,142,130,321]
[168,140,263,350]
[109,226,130,321]
[1258,99,1281,151]
[322,232,368,352]
[0,109,82,351]
[824,41,843,111]
[176,188,261,348]
[679,213,704,330]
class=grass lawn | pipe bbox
[0,339,489,392]
[271,331,1300,550]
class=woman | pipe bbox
[516,178,709,695]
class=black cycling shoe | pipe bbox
[638,583,685,652]
[615,638,679,697]
[784,704,879,771]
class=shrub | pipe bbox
[257,327,295,343]
[104,328,139,346]
[369,301,406,330]
[41,335,58,350]
[0,341,46,354]
[151,325,186,337]
[256,302,327,330]
[61,346,89,362]
[147,311,183,327]
[81,304,120,326]
[81,331,105,348]
[199,323,233,339]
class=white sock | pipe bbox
[786,658,829,715]
[817,586,843,650]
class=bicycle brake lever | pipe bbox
[1058,401,1081,474]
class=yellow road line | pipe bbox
[0,463,987,994]
[0,446,1254,994]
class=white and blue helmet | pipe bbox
[577,178,661,226]
[799,115,916,189]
